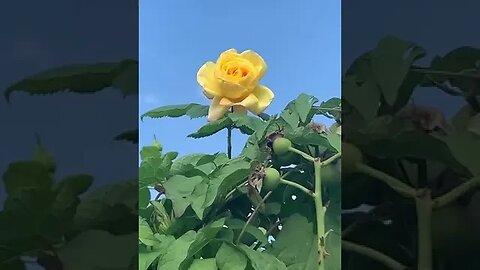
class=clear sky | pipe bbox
[139,0,341,156]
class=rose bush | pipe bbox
[141,49,342,270]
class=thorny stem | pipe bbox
[355,164,480,270]
[355,163,424,269]
[282,146,330,269]
[342,240,409,270]
[280,178,315,198]
[415,189,433,270]
[236,191,273,245]
[314,159,326,270]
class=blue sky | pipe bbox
[139,0,341,156]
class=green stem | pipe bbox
[227,126,232,159]
[342,240,408,270]
[356,163,417,198]
[280,178,314,198]
[227,108,233,158]
[321,152,341,166]
[314,159,326,270]
[415,189,433,270]
[236,191,273,245]
[225,180,247,201]
[288,146,315,162]
[433,175,480,208]
[411,67,480,80]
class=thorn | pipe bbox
[322,249,330,257]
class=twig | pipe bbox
[433,175,480,208]
[356,164,417,198]
[411,67,480,80]
[289,147,315,162]
[280,178,314,198]
[321,152,341,166]
[236,191,273,244]
[424,75,463,96]
[343,240,409,270]
[227,107,233,158]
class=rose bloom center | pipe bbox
[221,61,249,79]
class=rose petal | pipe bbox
[208,96,230,122]
[241,85,274,115]
[216,49,239,63]
[237,94,260,113]
[197,62,223,98]
[240,50,267,79]
[219,97,234,106]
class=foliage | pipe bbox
[342,36,480,270]
[139,93,341,269]
[1,59,139,269]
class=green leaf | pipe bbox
[452,105,476,131]
[157,231,197,270]
[431,47,480,74]
[32,135,56,173]
[189,258,217,270]
[241,135,267,162]
[294,93,319,123]
[204,159,252,209]
[170,154,211,176]
[139,235,174,270]
[351,116,468,174]
[140,146,162,160]
[316,97,341,120]
[228,113,268,135]
[139,150,177,188]
[5,60,137,102]
[326,131,341,153]
[141,103,209,120]
[188,117,233,138]
[281,109,300,128]
[371,36,425,105]
[139,217,158,246]
[440,130,480,175]
[239,245,287,270]
[3,161,53,195]
[163,175,204,217]
[56,174,93,195]
[225,218,268,244]
[155,219,225,270]
[139,187,150,210]
[423,47,480,93]
[288,127,336,152]
[57,230,137,270]
[179,218,226,269]
[74,180,138,231]
[112,60,138,96]
[115,129,138,144]
[216,243,248,270]
[343,75,381,122]
[51,174,93,223]
[269,214,318,270]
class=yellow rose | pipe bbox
[197,49,274,121]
